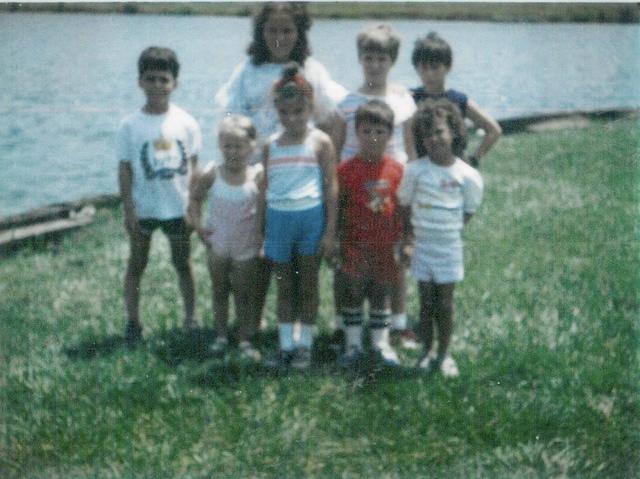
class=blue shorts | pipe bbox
[265,205,324,263]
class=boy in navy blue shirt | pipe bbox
[410,32,501,167]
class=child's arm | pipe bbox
[397,205,415,267]
[118,161,141,237]
[403,117,418,162]
[317,133,338,259]
[465,99,502,166]
[329,114,347,163]
[186,166,215,242]
[255,144,269,256]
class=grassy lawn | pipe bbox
[1,118,638,478]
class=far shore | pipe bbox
[2,2,639,24]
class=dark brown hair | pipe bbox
[248,2,312,65]
[413,98,467,157]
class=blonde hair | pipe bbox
[356,24,400,62]
[218,114,257,140]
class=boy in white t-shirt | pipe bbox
[331,24,418,350]
[398,98,483,378]
[117,46,202,344]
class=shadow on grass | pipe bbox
[64,328,426,388]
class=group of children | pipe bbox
[117,2,501,377]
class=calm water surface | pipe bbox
[1,13,638,215]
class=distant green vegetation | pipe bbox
[1,118,638,477]
[3,1,639,23]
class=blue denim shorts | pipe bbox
[264,205,324,263]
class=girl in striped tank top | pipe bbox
[187,115,263,362]
[258,63,338,369]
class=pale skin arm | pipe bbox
[466,99,502,161]
[255,144,269,256]
[403,118,418,162]
[316,132,338,259]
[328,113,346,164]
[118,161,141,238]
[186,167,215,243]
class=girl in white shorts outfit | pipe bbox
[398,98,483,378]
[187,115,263,362]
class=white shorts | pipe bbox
[411,235,463,284]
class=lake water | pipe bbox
[1,13,638,216]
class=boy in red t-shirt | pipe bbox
[336,99,404,367]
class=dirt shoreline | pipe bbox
[2,2,639,24]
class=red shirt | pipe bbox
[338,154,404,245]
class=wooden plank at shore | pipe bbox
[0,208,95,248]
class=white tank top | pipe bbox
[266,130,323,211]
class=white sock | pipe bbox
[278,323,295,351]
[391,313,408,331]
[298,324,314,349]
[342,308,363,351]
[370,309,391,349]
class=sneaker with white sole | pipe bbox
[290,347,312,370]
[338,346,364,369]
[208,337,228,358]
[373,343,400,367]
[439,355,460,378]
[390,328,420,350]
[417,351,439,374]
[238,340,261,362]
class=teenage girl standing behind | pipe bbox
[258,64,338,370]
[215,2,346,332]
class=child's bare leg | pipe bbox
[418,281,437,353]
[390,269,406,316]
[168,233,196,328]
[434,283,456,356]
[208,252,232,338]
[252,257,271,332]
[296,254,321,325]
[124,232,152,328]
[231,258,257,342]
[273,262,295,324]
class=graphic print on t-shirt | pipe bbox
[140,136,188,180]
[365,179,392,213]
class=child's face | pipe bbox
[358,50,394,86]
[263,11,298,63]
[415,61,449,91]
[276,96,312,136]
[355,120,392,161]
[219,130,254,170]
[421,117,454,163]
[138,69,177,104]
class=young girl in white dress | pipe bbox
[187,115,263,361]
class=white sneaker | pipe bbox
[440,355,460,378]
[208,337,228,358]
[373,343,400,367]
[238,340,261,362]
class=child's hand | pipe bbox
[396,241,414,268]
[196,226,213,245]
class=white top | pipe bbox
[337,86,416,164]
[215,57,347,142]
[397,157,483,240]
[206,163,263,227]
[266,129,323,211]
[117,104,202,219]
